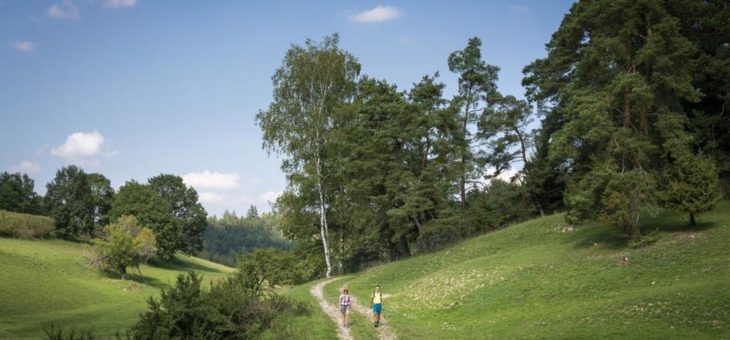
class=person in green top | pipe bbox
[370,285,383,327]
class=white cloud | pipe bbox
[48,0,79,19]
[250,178,263,184]
[349,5,401,23]
[182,171,241,190]
[102,0,137,8]
[9,161,40,174]
[198,192,224,204]
[509,5,530,14]
[10,40,35,53]
[258,190,283,203]
[51,131,105,160]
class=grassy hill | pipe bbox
[0,237,234,339]
[312,201,730,339]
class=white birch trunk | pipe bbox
[314,139,332,278]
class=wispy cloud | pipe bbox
[51,131,105,160]
[9,161,40,174]
[258,190,283,203]
[48,0,79,19]
[198,192,224,204]
[182,171,241,191]
[10,40,35,52]
[349,5,401,23]
[102,0,137,9]
[509,5,530,15]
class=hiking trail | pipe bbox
[310,278,353,340]
[309,277,396,340]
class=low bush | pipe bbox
[0,210,54,238]
[131,271,302,339]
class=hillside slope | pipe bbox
[0,238,234,339]
[325,201,730,339]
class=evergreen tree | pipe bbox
[664,153,722,225]
[448,37,500,208]
[524,0,703,238]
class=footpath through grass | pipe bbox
[328,201,730,339]
[0,238,233,339]
[261,280,339,340]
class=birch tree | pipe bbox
[256,34,360,277]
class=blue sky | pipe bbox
[1,0,574,216]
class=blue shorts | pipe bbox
[372,303,382,314]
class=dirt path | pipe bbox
[310,277,397,340]
[310,278,353,340]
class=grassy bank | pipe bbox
[0,237,233,339]
[323,201,730,339]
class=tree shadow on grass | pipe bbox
[96,268,171,290]
[566,210,721,251]
[147,256,226,274]
[638,209,720,234]
[565,226,629,250]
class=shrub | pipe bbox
[88,215,157,279]
[131,272,298,339]
[0,210,54,238]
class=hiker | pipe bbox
[370,285,383,327]
[339,288,352,327]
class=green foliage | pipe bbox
[664,154,722,225]
[236,248,301,291]
[89,215,158,279]
[44,167,114,237]
[565,166,657,239]
[148,174,208,255]
[0,171,43,215]
[448,36,500,206]
[131,271,296,339]
[599,169,657,238]
[86,173,114,233]
[43,323,96,340]
[110,181,180,259]
[521,0,730,236]
[466,180,535,232]
[45,166,94,236]
[257,33,362,277]
[0,209,54,238]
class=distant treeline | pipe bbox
[199,207,291,267]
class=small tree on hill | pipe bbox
[664,154,722,226]
[110,181,179,258]
[90,215,157,279]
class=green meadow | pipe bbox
[0,237,233,339]
[2,202,729,339]
[316,201,730,339]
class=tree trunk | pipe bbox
[314,143,332,278]
[119,265,127,280]
[515,127,545,217]
[689,213,696,226]
[460,92,473,209]
[413,215,428,251]
[338,228,344,274]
